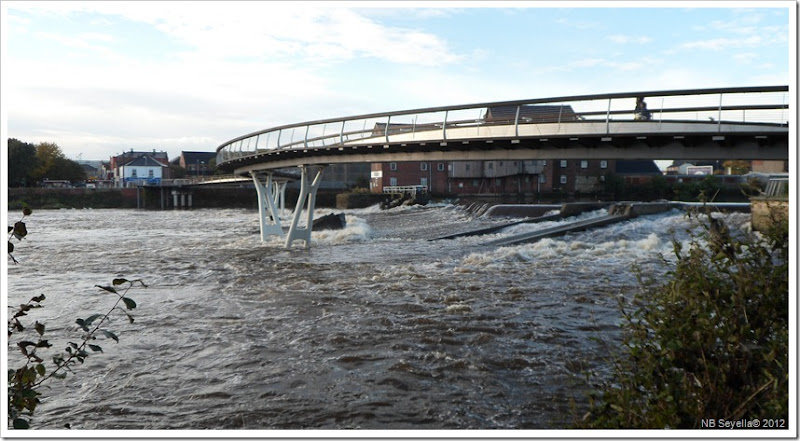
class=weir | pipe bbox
[214,86,788,248]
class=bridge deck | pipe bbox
[216,86,789,175]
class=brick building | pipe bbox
[370,160,449,193]
[369,158,659,196]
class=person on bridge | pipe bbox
[634,96,652,121]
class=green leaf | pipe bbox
[13,418,30,429]
[12,221,27,240]
[84,314,104,326]
[8,241,14,253]
[95,285,117,294]
[112,278,129,286]
[75,318,89,332]
[35,364,46,376]
[122,297,136,310]
[101,330,119,343]
[87,344,103,353]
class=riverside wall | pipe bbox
[8,187,344,210]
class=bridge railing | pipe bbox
[217,86,789,166]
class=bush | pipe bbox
[579,206,789,429]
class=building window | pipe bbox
[131,169,137,178]
[421,162,428,171]
[539,175,546,184]
[560,160,567,168]
[600,160,608,169]
[148,169,154,178]
[420,178,428,187]
[465,164,471,171]
[581,160,588,169]
[437,163,445,172]
[496,178,502,186]
[560,175,567,184]
[390,177,397,186]
[542,160,546,166]
[472,180,479,187]
[390,163,397,171]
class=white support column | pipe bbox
[285,165,325,249]
[251,172,285,241]
[273,180,287,216]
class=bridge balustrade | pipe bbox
[216,86,789,167]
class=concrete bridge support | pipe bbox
[171,189,193,208]
[251,172,286,241]
[273,180,287,217]
[285,165,326,248]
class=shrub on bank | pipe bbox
[578,205,789,429]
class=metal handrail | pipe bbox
[216,85,789,166]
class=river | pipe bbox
[6,203,750,432]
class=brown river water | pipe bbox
[6,204,749,432]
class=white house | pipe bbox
[119,155,167,187]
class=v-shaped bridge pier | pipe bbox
[250,165,326,249]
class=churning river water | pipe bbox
[6,203,751,432]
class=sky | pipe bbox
[0,1,795,163]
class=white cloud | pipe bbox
[608,34,652,44]
[733,52,758,64]
[2,3,791,162]
[680,35,763,51]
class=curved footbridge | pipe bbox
[215,86,788,248]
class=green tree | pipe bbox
[722,160,751,175]
[49,156,87,182]
[30,142,86,184]
[602,173,626,200]
[579,207,789,429]
[8,139,39,187]
[169,163,187,179]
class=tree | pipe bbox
[49,156,87,182]
[602,173,625,199]
[8,139,39,187]
[579,207,789,429]
[169,163,187,179]
[722,160,751,175]
[30,142,86,184]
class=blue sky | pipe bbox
[1,1,795,162]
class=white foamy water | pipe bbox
[6,205,751,431]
